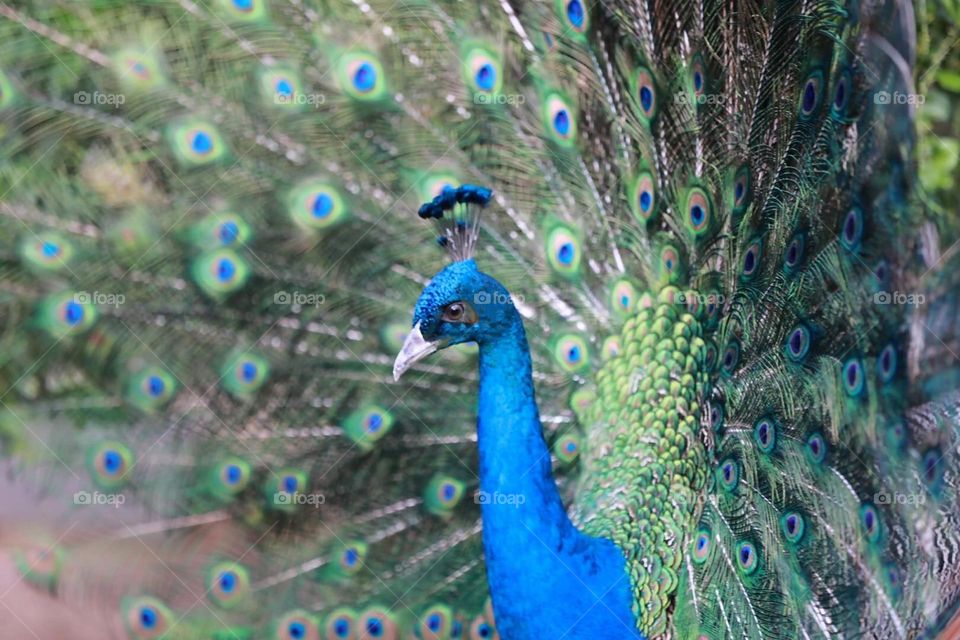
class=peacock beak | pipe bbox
[393,321,442,381]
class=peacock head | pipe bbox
[393,185,517,380]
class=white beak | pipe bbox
[393,322,442,381]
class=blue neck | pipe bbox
[475,313,643,639]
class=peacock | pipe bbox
[1,0,959,637]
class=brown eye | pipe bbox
[441,301,477,324]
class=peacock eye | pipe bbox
[441,301,477,324]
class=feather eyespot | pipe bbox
[860,504,881,543]
[753,417,776,454]
[338,53,385,100]
[463,47,502,95]
[780,512,805,543]
[425,474,465,515]
[685,188,712,236]
[806,432,827,464]
[708,402,724,431]
[88,441,133,489]
[922,449,944,493]
[731,164,751,214]
[784,232,806,273]
[274,610,320,640]
[609,279,637,316]
[740,239,762,279]
[325,609,354,639]
[634,67,657,121]
[553,335,590,374]
[418,605,453,640]
[877,344,897,383]
[545,224,581,276]
[692,528,711,563]
[168,119,227,166]
[832,69,852,116]
[554,433,581,463]
[840,206,864,251]
[543,94,577,145]
[359,607,399,640]
[207,562,250,608]
[630,171,657,222]
[842,358,865,397]
[556,0,589,34]
[785,325,811,362]
[122,597,173,639]
[720,340,740,375]
[735,541,758,574]
[718,459,739,492]
[799,71,823,118]
[216,458,251,494]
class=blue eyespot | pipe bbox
[313,193,333,218]
[282,475,298,493]
[344,548,358,566]
[366,618,383,637]
[288,621,305,638]
[784,232,805,272]
[219,571,236,593]
[219,221,239,244]
[806,432,827,464]
[566,0,585,28]
[225,464,242,485]
[557,241,575,265]
[553,109,571,136]
[140,606,158,628]
[843,358,865,397]
[233,0,253,10]
[786,325,811,362]
[104,450,122,474]
[191,131,213,155]
[476,64,496,91]
[63,301,85,326]
[216,257,236,282]
[353,62,377,92]
[275,78,293,97]
[334,618,350,637]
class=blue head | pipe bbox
[393,259,520,379]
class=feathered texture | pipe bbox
[0,0,957,638]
